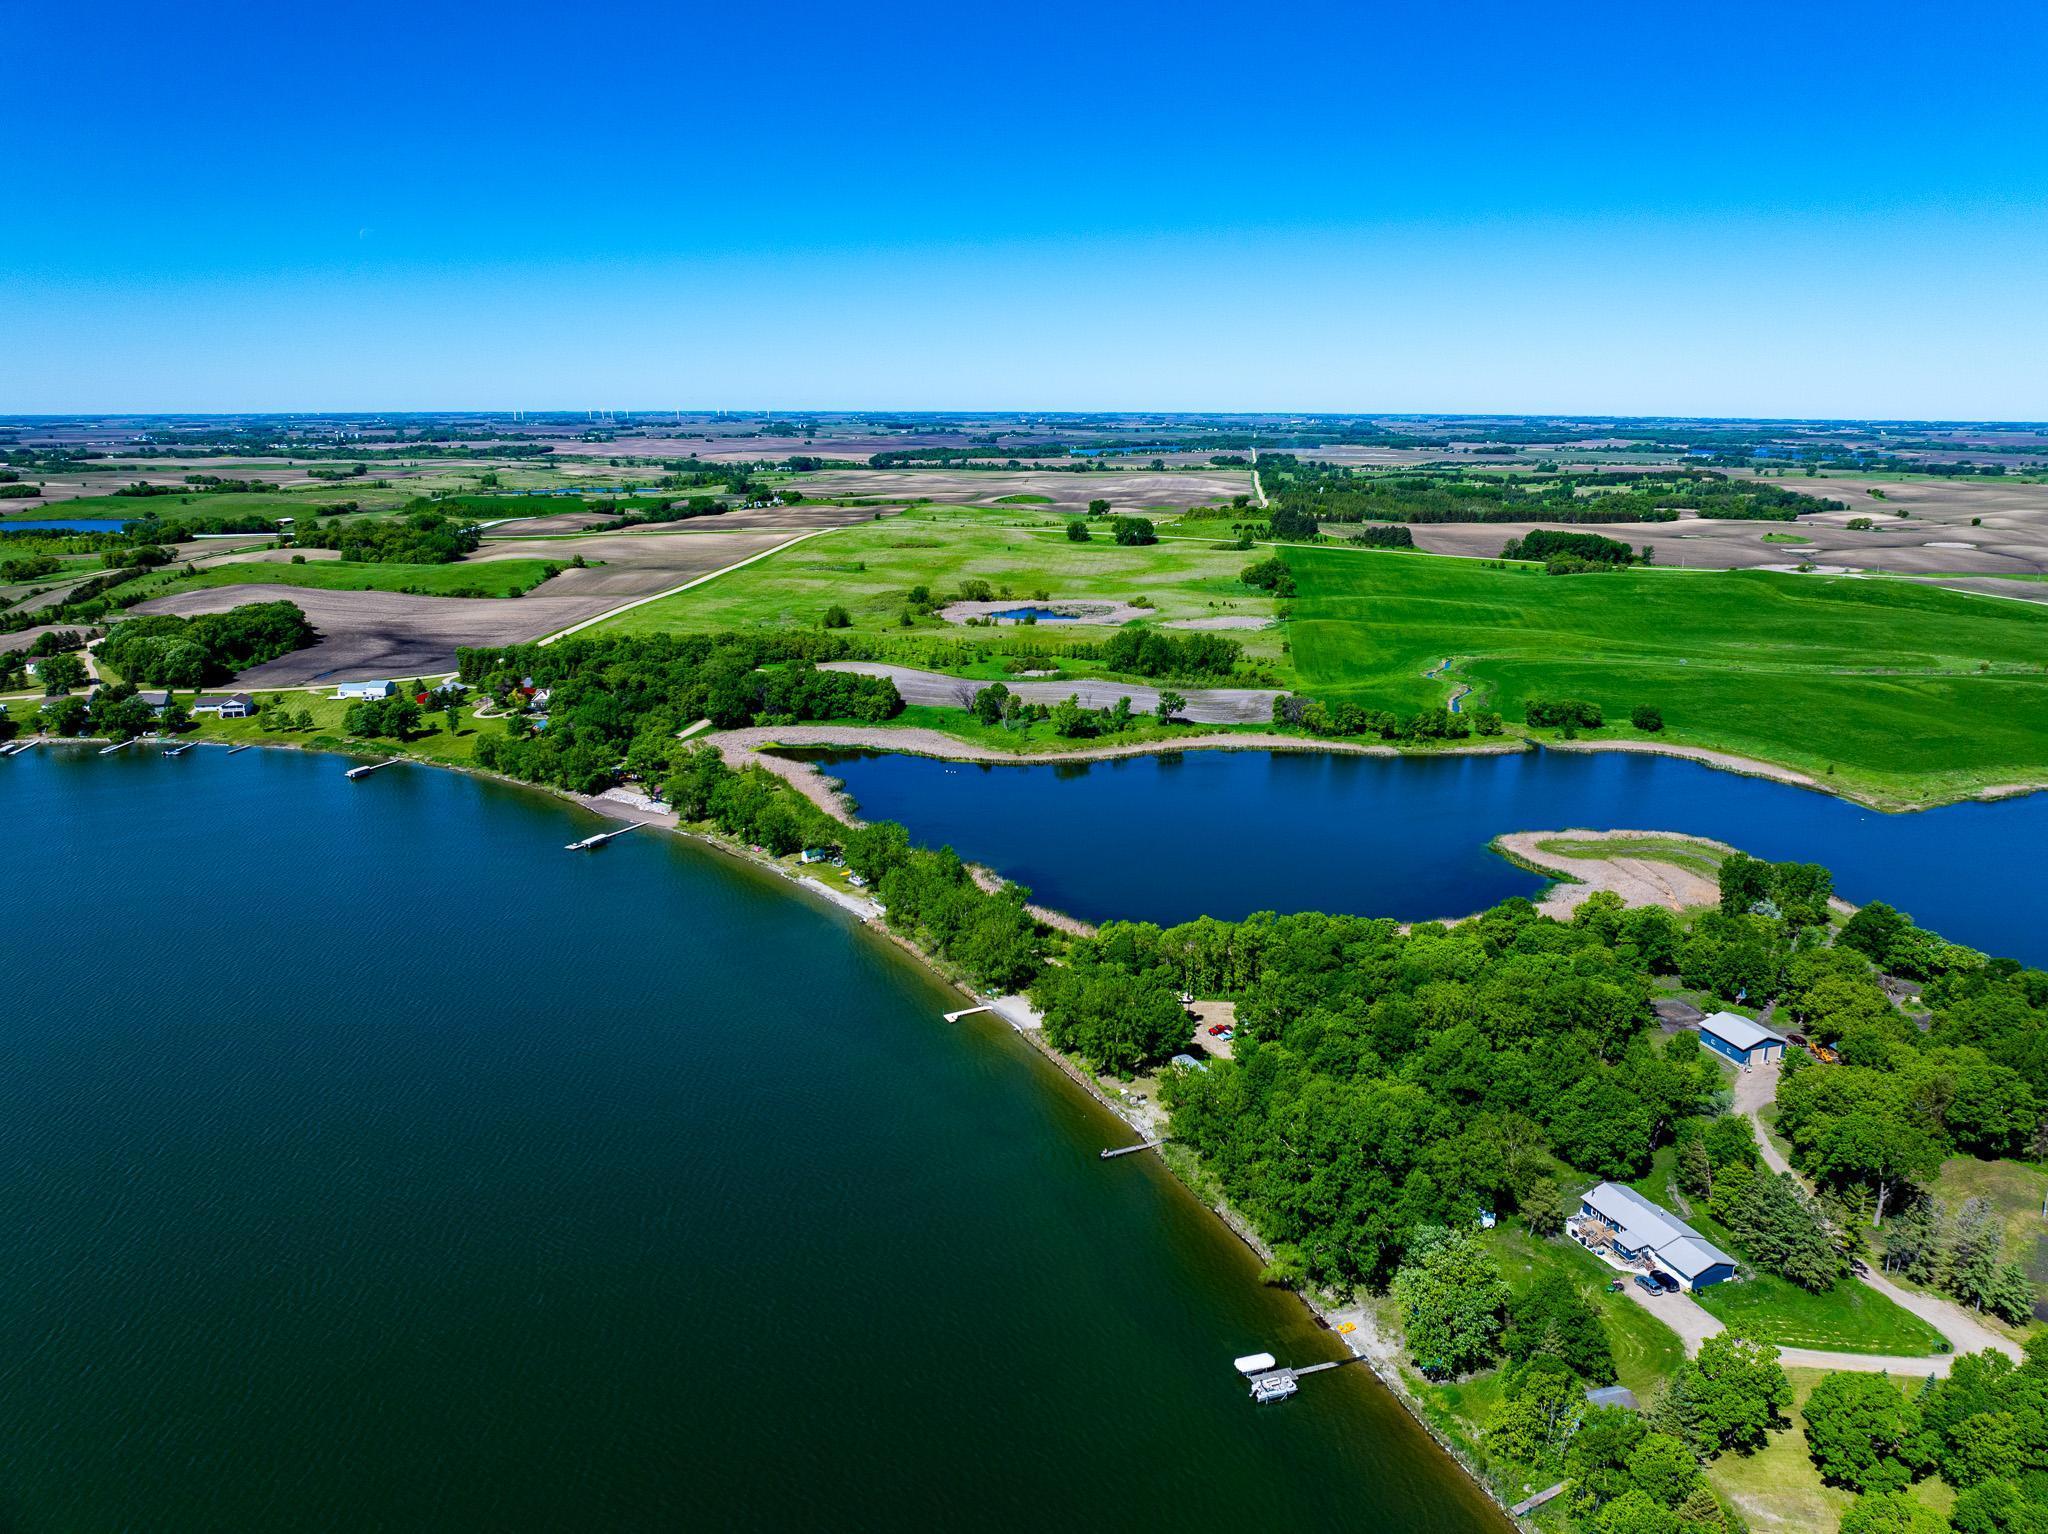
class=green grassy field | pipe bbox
[1531,834,1729,880]
[154,557,563,599]
[1285,544,2048,805]
[592,505,1285,661]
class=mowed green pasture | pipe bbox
[1286,546,2048,804]
[157,558,562,599]
[593,506,1284,658]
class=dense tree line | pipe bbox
[1099,625,1241,680]
[1256,458,1843,526]
[1502,529,1640,566]
[1271,692,1493,741]
[1802,1341,2048,1532]
[296,509,481,563]
[1527,698,1606,729]
[99,601,315,685]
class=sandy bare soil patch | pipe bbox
[784,469,1250,513]
[204,545,344,565]
[1494,828,1727,919]
[126,528,802,683]
[125,586,607,684]
[0,624,88,655]
[1165,615,1273,630]
[464,529,797,597]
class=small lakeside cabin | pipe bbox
[1699,1011,1787,1067]
[191,692,254,718]
[136,690,173,715]
[333,680,395,700]
[1574,1181,1737,1291]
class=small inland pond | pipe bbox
[0,746,1506,1532]
[811,746,2048,965]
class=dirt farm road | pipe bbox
[819,661,1282,724]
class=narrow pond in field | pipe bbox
[812,746,2048,964]
[0,745,1506,1532]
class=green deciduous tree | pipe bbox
[1839,1492,1951,1534]
[1656,1332,1790,1457]
[1392,1225,1510,1378]
[1803,1371,1933,1493]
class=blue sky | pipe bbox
[8,0,2047,417]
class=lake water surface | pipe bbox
[0,746,1505,1531]
[816,747,2048,965]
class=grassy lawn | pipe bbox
[589,504,1287,665]
[1705,1368,1953,1534]
[154,557,564,599]
[1695,1272,1947,1356]
[1284,543,2048,806]
[1484,1223,1685,1399]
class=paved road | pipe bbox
[1732,1057,2022,1362]
[820,661,1282,725]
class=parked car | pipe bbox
[1207,1024,1229,1036]
[1634,1273,1663,1296]
[1652,1271,1681,1293]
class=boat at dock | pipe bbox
[345,759,398,780]
[566,824,637,852]
[163,743,193,757]
[1233,1349,1352,1404]
[1248,1371,1300,1404]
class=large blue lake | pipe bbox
[0,745,1503,1532]
[815,746,2048,965]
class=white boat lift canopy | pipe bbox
[1234,1352,1278,1376]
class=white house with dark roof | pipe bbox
[1575,1181,1737,1291]
[1699,1011,1787,1068]
[191,692,254,718]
